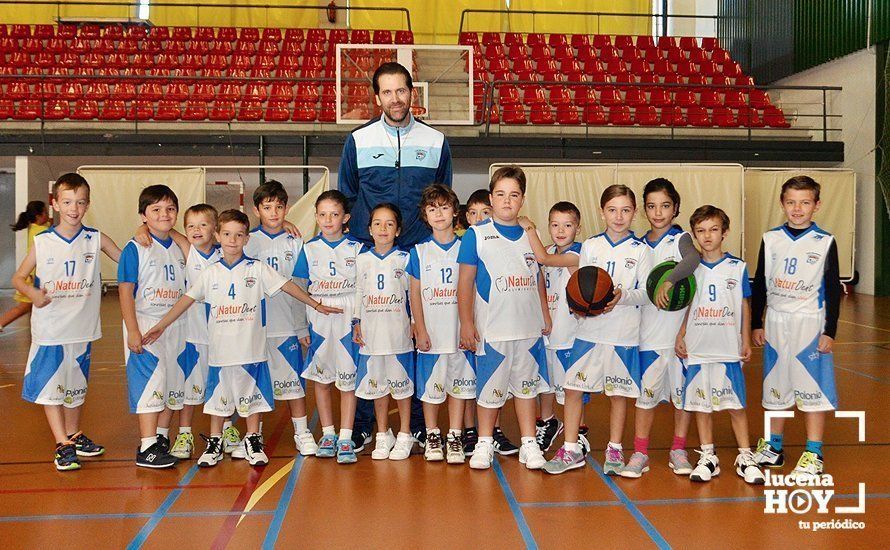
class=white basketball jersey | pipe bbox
[575,232,651,346]
[184,245,220,344]
[186,256,289,367]
[293,235,362,298]
[467,220,544,344]
[543,242,582,350]
[120,235,187,319]
[640,227,691,351]
[30,226,102,345]
[410,236,461,354]
[684,254,750,364]
[762,224,834,314]
[353,248,412,355]
[243,228,304,337]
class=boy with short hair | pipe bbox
[143,210,341,467]
[119,185,188,468]
[675,206,764,484]
[457,166,552,470]
[751,176,840,481]
[13,173,121,471]
[243,180,317,456]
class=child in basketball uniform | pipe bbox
[1,201,50,331]
[410,184,476,464]
[243,181,317,457]
[119,185,189,468]
[534,185,651,475]
[352,203,416,460]
[294,190,364,464]
[751,176,840,481]
[143,210,340,467]
[458,167,551,470]
[675,206,764,484]
[13,173,121,470]
[621,179,699,478]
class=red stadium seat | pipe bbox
[237,100,263,121]
[636,36,656,50]
[263,101,290,121]
[43,99,70,120]
[748,89,771,109]
[599,45,619,62]
[615,35,633,49]
[529,103,554,124]
[502,103,527,124]
[723,88,747,108]
[182,99,208,120]
[34,24,54,39]
[497,84,521,105]
[549,86,572,105]
[660,105,687,126]
[624,87,647,106]
[699,88,722,108]
[599,86,622,106]
[608,105,632,125]
[482,32,501,46]
[554,44,574,62]
[657,36,676,50]
[395,31,414,44]
[126,99,154,120]
[555,104,580,124]
[291,101,316,122]
[13,99,41,120]
[583,103,607,124]
[459,32,478,45]
[592,34,611,49]
[686,105,711,126]
[577,44,596,62]
[679,36,698,50]
[373,30,393,44]
[70,99,98,119]
[526,33,545,47]
[712,106,738,127]
[548,33,568,47]
[571,34,590,48]
[737,106,765,127]
[674,89,697,107]
[209,101,235,121]
[649,87,673,107]
[155,100,181,120]
[763,105,791,127]
[701,37,720,51]
[522,85,547,105]
[634,105,660,126]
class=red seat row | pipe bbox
[462,32,720,52]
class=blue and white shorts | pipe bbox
[637,348,686,410]
[562,339,640,398]
[762,309,838,412]
[125,316,186,414]
[476,337,549,409]
[22,341,92,407]
[355,352,415,400]
[203,362,274,418]
[683,362,746,413]
[267,335,306,400]
[302,298,358,392]
[416,350,476,404]
[181,342,209,405]
[544,348,571,404]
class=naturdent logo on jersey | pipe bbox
[141,286,182,302]
[691,305,733,321]
[494,274,537,293]
[763,411,867,531]
[44,278,94,295]
[771,277,816,293]
[422,285,457,302]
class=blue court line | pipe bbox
[127,463,200,550]
[261,412,319,550]
[520,492,890,508]
[0,510,274,523]
[586,457,671,549]
[835,365,890,384]
[492,459,538,549]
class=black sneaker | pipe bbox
[156,433,171,454]
[70,432,105,457]
[463,426,478,456]
[351,430,372,453]
[492,427,519,456]
[412,428,427,449]
[54,443,81,471]
[535,417,564,452]
[136,442,178,469]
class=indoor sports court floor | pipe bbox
[0,291,887,549]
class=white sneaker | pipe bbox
[735,449,765,485]
[231,438,246,459]
[519,442,546,470]
[222,424,241,454]
[445,432,465,464]
[371,429,396,460]
[170,432,194,460]
[690,449,720,482]
[389,433,414,460]
[294,431,318,456]
[243,433,268,467]
[424,430,444,462]
[197,435,223,468]
[469,440,495,470]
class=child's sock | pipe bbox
[769,433,784,451]
[427,427,441,435]
[448,428,461,436]
[210,432,222,440]
[671,435,687,451]
[478,436,494,445]
[701,443,715,454]
[322,425,336,436]
[564,441,582,454]
[805,440,823,457]
[156,427,169,438]
[520,436,536,447]
[140,437,156,452]
[339,428,353,442]
[223,419,233,429]
[607,441,623,451]
[738,447,751,454]
[259,421,264,433]
[634,437,649,455]
[179,426,191,434]
[292,416,308,434]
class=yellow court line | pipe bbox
[839,319,890,333]
[236,459,295,527]
[0,384,14,389]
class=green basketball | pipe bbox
[646,261,696,311]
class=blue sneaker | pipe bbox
[316,434,338,458]
[337,439,357,464]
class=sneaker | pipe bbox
[197,435,223,468]
[170,432,195,460]
[492,428,519,456]
[424,431,444,462]
[231,439,246,459]
[669,449,694,475]
[446,432,465,464]
[753,438,785,468]
[463,426,478,456]
[222,425,241,454]
[791,451,824,483]
[690,449,720,482]
[71,432,105,457]
[469,440,495,470]
[390,434,414,460]
[412,428,427,449]
[535,417,564,452]
[136,442,177,469]
[603,445,625,476]
[543,446,585,475]
[619,452,650,478]
[243,433,268,467]
[294,431,318,456]
[735,449,766,485]
[54,443,81,471]
[316,434,338,458]
[371,429,396,460]
[337,439,357,464]
[578,429,591,457]
[352,430,372,453]
[519,442,546,470]
[156,433,171,454]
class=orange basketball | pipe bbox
[565,266,615,317]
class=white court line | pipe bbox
[839,319,890,333]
